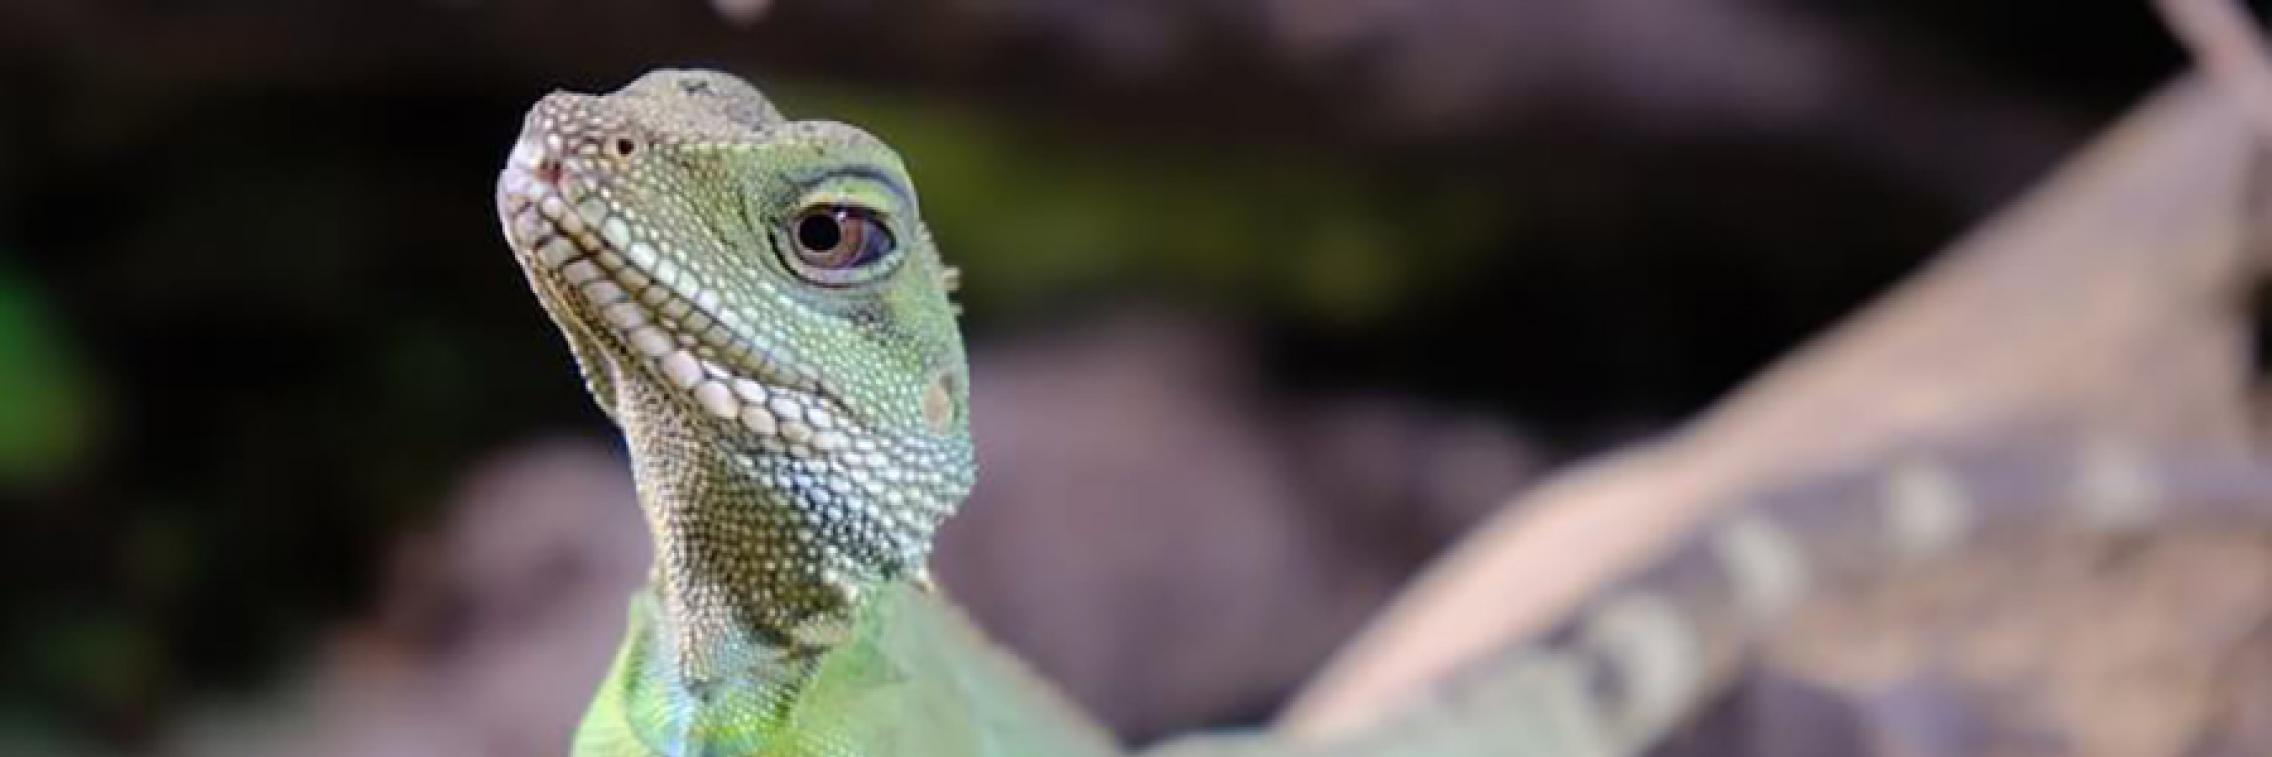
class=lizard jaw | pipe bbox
[496,134,850,451]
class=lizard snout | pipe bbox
[510,92,641,191]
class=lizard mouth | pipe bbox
[496,131,851,450]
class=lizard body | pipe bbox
[497,69,2272,756]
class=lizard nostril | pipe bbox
[534,155,562,186]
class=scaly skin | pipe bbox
[496,69,1115,756]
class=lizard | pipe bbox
[495,68,1118,756]
[497,69,2272,756]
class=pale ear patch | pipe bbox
[1711,514,1809,619]
[1882,458,1975,561]
[921,369,960,433]
[1577,592,1702,737]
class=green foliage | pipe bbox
[778,86,1515,327]
[0,262,96,488]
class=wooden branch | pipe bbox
[1280,74,2270,740]
[2157,0,2272,141]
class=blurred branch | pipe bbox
[2157,0,2272,141]
[713,0,774,26]
[1282,73,2270,739]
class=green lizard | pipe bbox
[497,69,2272,757]
[496,69,1117,756]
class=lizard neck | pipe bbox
[600,384,857,752]
[590,583,920,755]
[603,371,971,736]
[615,374,852,679]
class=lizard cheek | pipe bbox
[921,369,961,434]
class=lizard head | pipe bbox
[495,70,972,642]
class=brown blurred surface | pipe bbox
[942,313,1539,734]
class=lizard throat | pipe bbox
[497,136,848,449]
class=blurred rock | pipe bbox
[165,438,645,757]
[938,312,1541,739]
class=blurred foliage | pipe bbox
[788,84,1513,327]
[0,262,97,487]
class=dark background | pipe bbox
[0,1,2224,753]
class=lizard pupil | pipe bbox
[612,138,637,157]
[797,213,843,253]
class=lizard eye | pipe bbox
[782,205,898,286]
